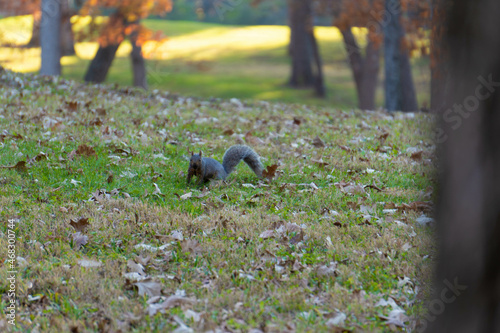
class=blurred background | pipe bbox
[0,0,434,110]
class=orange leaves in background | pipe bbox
[332,0,430,54]
[79,0,173,46]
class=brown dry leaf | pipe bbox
[244,132,265,146]
[107,173,114,184]
[76,144,96,157]
[134,279,163,297]
[127,259,146,275]
[89,117,103,126]
[69,217,90,232]
[410,151,423,161]
[312,135,326,148]
[378,132,390,141]
[339,145,352,153]
[259,230,275,239]
[72,232,88,250]
[181,239,203,255]
[1,160,28,172]
[34,152,48,162]
[290,230,304,245]
[65,101,78,111]
[136,255,151,266]
[95,108,106,116]
[223,128,234,136]
[293,116,303,125]
[262,164,278,180]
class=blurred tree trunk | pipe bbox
[383,0,418,112]
[130,23,147,89]
[40,0,61,76]
[288,0,325,97]
[341,27,380,110]
[28,1,74,56]
[84,43,120,83]
[60,0,75,56]
[428,0,500,332]
[84,11,122,84]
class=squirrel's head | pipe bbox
[189,151,203,171]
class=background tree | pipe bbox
[288,0,325,97]
[429,0,500,331]
[383,0,418,112]
[331,0,384,110]
[0,0,75,55]
[80,0,172,88]
[40,0,61,75]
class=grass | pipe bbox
[0,15,430,109]
[0,69,435,332]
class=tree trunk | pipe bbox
[84,43,121,83]
[430,0,450,113]
[27,11,41,47]
[40,0,61,76]
[383,0,418,112]
[289,0,314,87]
[60,0,75,56]
[288,0,325,96]
[428,1,500,332]
[310,28,325,97]
[130,27,148,89]
[84,11,124,84]
[341,27,380,110]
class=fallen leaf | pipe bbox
[147,295,196,316]
[69,217,90,232]
[134,279,163,297]
[410,151,423,161]
[312,136,326,148]
[1,160,28,172]
[77,259,102,267]
[259,230,275,239]
[262,164,278,180]
[72,232,88,250]
[75,144,96,157]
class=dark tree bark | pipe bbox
[84,43,120,83]
[60,0,75,56]
[428,0,500,332]
[40,0,61,76]
[130,26,147,89]
[84,11,123,84]
[288,0,325,97]
[341,27,380,110]
[383,0,418,112]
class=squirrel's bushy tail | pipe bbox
[222,145,263,177]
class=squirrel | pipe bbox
[187,145,263,185]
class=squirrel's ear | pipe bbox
[199,150,202,157]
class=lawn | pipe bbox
[0,68,435,332]
[0,15,430,109]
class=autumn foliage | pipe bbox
[78,0,173,46]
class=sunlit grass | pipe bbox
[0,15,430,108]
